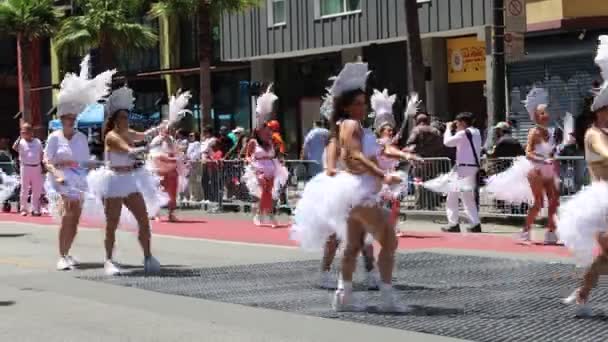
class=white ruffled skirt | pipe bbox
[0,170,18,203]
[81,166,169,230]
[482,157,557,204]
[44,167,89,220]
[423,170,476,194]
[241,159,289,199]
[557,181,608,267]
[290,172,381,251]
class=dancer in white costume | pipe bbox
[44,55,114,271]
[372,90,421,231]
[149,91,192,222]
[87,86,178,275]
[560,36,608,317]
[316,90,380,290]
[242,85,288,227]
[292,63,407,312]
[484,87,560,244]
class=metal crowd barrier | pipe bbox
[177,159,322,214]
[158,156,592,219]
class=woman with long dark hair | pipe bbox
[84,86,177,275]
[242,86,288,227]
[44,55,113,271]
[291,63,407,312]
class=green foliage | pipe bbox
[0,0,60,39]
[149,0,261,21]
[54,0,157,57]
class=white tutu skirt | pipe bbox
[44,168,89,220]
[241,160,289,199]
[379,170,409,200]
[0,171,18,203]
[482,157,557,204]
[423,170,476,194]
[81,166,169,230]
[557,182,608,267]
[290,172,380,251]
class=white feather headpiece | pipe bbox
[563,111,574,139]
[320,88,334,120]
[371,89,396,130]
[523,87,549,121]
[329,62,370,97]
[169,90,192,122]
[405,93,421,118]
[57,54,115,117]
[105,86,135,115]
[592,35,608,112]
[255,84,278,125]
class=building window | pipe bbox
[319,0,361,17]
[268,0,286,26]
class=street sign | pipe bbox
[505,32,525,63]
[505,0,527,32]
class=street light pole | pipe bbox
[492,0,507,126]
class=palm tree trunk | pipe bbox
[30,38,42,137]
[16,33,31,124]
[198,0,213,130]
[99,34,114,72]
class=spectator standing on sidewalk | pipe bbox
[200,126,215,201]
[186,132,203,202]
[0,137,14,212]
[13,123,44,216]
[432,112,483,233]
[300,119,329,178]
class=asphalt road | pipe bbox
[0,220,567,342]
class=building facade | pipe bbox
[221,0,496,154]
[507,0,608,143]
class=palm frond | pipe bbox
[108,22,158,50]
[0,0,59,39]
[148,0,198,19]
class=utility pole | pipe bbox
[403,0,426,143]
[492,0,507,126]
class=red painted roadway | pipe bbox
[0,213,573,258]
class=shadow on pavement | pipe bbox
[0,301,16,306]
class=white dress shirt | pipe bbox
[186,141,202,161]
[444,127,482,169]
[17,138,43,165]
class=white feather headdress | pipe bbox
[405,93,421,118]
[320,88,334,120]
[57,54,115,117]
[169,90,192,122]
[563,111,574,140]
[523,87,549,121]
[105,86,135,115]
[255,84,278,125]
[592,35,608,112]
[329,62,370,97]
[371,89,396,130]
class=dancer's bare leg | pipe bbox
[123,192,152,258]
[524,171,544,239]
[59,197,82,257]
[103,198,122,261]
[322,234,339,272]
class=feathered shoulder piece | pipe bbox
[523,87,549,121]
[329,62,370,97]
[256,84,278,125]
[371,89,396,130]
[405,92,421,118]
[105,86,135,115]
[592,35,608,112]
[169,90,192,122]
[320,87,334,120]
[57,54,115,117]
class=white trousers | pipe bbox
[445,167,480,226]
[20,165,43,212]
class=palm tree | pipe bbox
[149,0,260,128]
[54,0,157,71]
[402,0,426,141]
[0,0,60,125]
